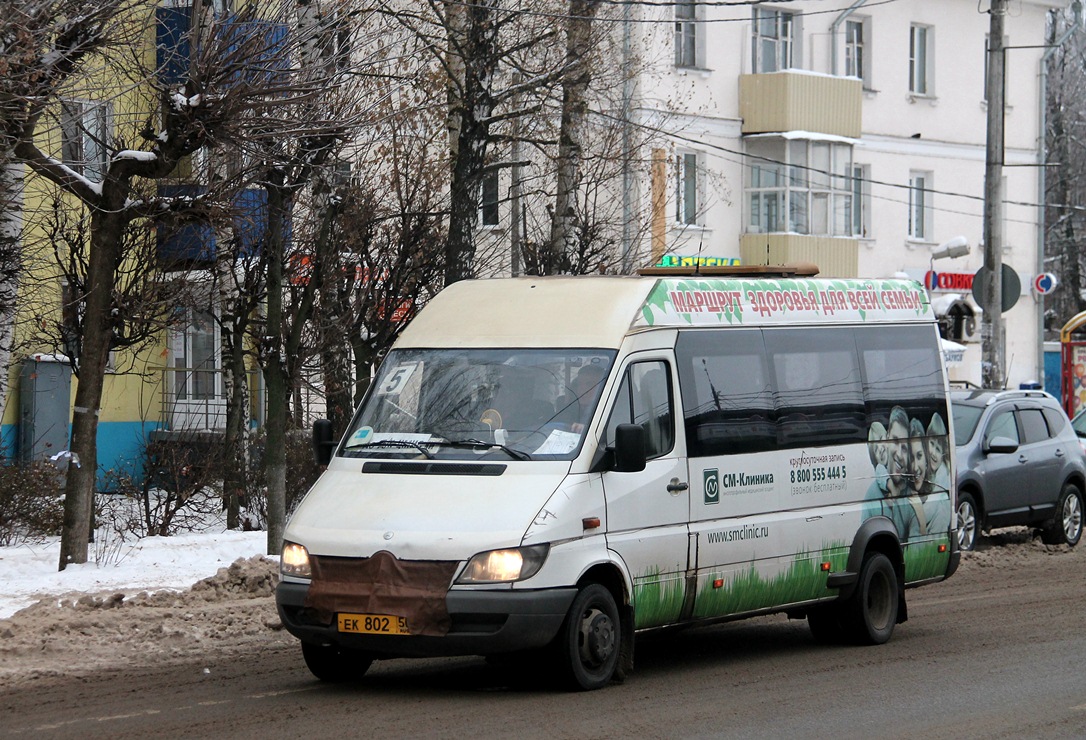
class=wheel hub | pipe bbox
[579,608,615,666]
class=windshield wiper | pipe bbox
[431,438,532,461]
[342,439,435,459]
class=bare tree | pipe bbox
[1044,8,1086,332]
[11,0,334,568]
[0,0,133,442]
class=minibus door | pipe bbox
[600,358,689,629]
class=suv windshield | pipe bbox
[340,348,616,461]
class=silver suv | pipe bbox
[951,389,1085,550]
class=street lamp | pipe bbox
[928,236,970,289]
[932,235,970,261]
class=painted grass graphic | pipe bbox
[632,538,949,628]
[692,544,849,619]
[903,537,951,582]
[632,569,685,630]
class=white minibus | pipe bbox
[276,266,959,690]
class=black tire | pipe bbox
[807,605,846,644]
[957,492,979,552]
[552,583,621,691]
[841,552,899,645]
[1041,484,1084,547]
[301,642,374,682]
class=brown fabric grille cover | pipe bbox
[304,551,459,636]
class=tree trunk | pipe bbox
[59,208,125,568]
[547,0,599,275]
[0,161,23,427]
[314,205,353,436]
[263,179,288,555]
[444,0,497,285]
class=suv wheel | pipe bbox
[957,492,979,551]
[1041,484,1083,547]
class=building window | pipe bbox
[60,100,110,182]
[674,2,698,68]
[845,18,872,87]
[908,171,933,241]
[745,138,853,236]
[752,8,793,73]
[479,170,499,227]
[852,164,870,238]
[173,308,220,401]
[909,24,933,96]
[675,151,699,225]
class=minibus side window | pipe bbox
[603,361,674,459]
[675,329,776,456]
[763,327,866,449]
[855,325,945,425]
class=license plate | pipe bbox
[336,613,410,635]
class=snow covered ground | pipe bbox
[0,530,272,620]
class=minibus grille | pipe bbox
[362,461,507,476]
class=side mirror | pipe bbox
[313,419,335,466]
[984,435,1018,455]
[613,423,647,473]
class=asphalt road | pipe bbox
[5,534,1085,740]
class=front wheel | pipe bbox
[841,552,899,645]
[1041,484,1083,546]
[957,492,979,551]
[552,584,621,691]
[301,642,374,682]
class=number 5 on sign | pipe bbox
[378,364,417,396]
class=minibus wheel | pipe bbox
[553,583,620,691]
[301,642,374,682]
[842,552,898,645]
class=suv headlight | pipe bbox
[457,544,549,583]
[281,541,312,579]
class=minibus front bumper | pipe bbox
[276,581,578,657]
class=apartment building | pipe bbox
[618,0,1065,387]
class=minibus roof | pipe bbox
[395,270,932,349]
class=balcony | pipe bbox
[156,185,269,268]
[739,72,861,138]
[739,234,858,278]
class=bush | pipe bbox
[0,461,65,546]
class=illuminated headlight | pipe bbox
[457,544,549,583]
[281,541,312,579]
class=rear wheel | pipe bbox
[552,583,620,691]
[957,492,979,551]
[841,552,898,645]
[301,642,374,682]
[1041,484,1083,546]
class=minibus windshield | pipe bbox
[340,348,616,461]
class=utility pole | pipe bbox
[981,0,1007,389]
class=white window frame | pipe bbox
[674,2,700,69]
[909,24,934,97]
[60,99,111,183]
[752,8,794,74]
[845,17,872,89]
[744,138,854,237]
[675,151,701,226]
[908,171,933,242]
[851,164,871,239]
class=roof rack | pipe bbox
[637,262,820,278]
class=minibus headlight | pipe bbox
[457,544,549,583]
[281,541,312,579]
